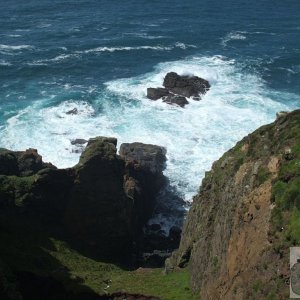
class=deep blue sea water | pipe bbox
[1,0,300,224]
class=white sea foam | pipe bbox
[1,55,298,210]
[0,60,12,66]
[0,44,33,51]
[7,34,22,38]
[78,42,195,54]
[221,31,247,47]
[123,32,168,39]
[29,53,78,65]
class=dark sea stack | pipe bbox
[162,94,189,107]
[65,137,133,260]
[166,110,300,300]
[146,72,210,107]
[163,72,210,98]
[120,142,167,228]
[147,87,170,100]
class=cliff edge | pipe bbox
[167,110,300,299]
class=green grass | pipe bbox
[286,207,300,244]
[256,166,270,186]
[253,280,262,293]
[0,211,197,300]
[269,112,300,249]
[0,175,35,206]
[44,239,197,300]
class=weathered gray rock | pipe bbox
[119,142,166,174]
[146,72,210,107]
[163,95,189,107]
[147,88,170,100]
[276,111,289,119]
[0,148,55,176]
[163,72,210,98]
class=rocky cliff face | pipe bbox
[167,110,300,299]
[0,137,167,263]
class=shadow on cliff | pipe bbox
[0,209,161,299]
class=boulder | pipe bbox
[71,139,88,145]
[162,95,189,107]
[163,72,210,98]
[147,88,170,100]
[66,108,78,115]
[146,72,210,107]
[119,142,166,175]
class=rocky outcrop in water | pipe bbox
[163,72,210,98]
[146,72,210,107]
[166,110,300,299]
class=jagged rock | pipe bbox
[0,137,168,263]
[163,72,210,98]
[120,142,167,233]
[65,137,133,260]
[146,72,210,107]
[66,108,78,115]
[276,111,288,119]
[71,138,88,145]
[119,142,166,175]
[167,109,300,300]
[162,95,188,107]
[147,88,170,100]
[0,148,55,176]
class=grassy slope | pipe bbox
[0,210,196,300]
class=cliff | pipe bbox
[1,110,300,300]
[0,137,196,300]
[167,110,300,299]
[0,137,169,263]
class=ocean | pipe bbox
[1,0,300,219]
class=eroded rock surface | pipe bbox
[146,72,210,107]
[166,110,300,299]
[0,137,168,263]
